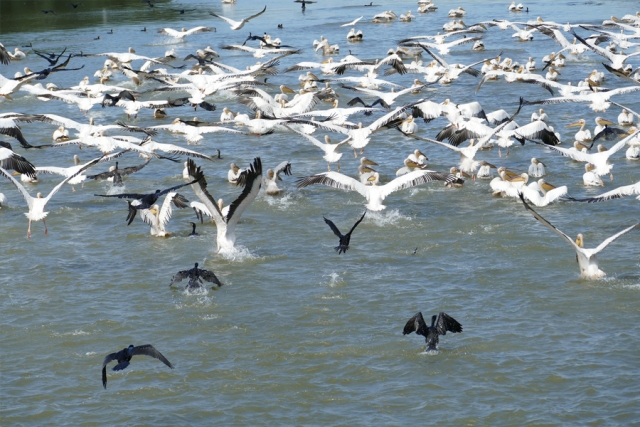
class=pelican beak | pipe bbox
[367,174,377,182]
[566,120,583,128]
[406,160,421,168]
[11,171,21,176]
[596,118,615,126]
[461,171,471,178]
[149,207,159,215]
[363,158,378,166]
[362,165,377,174]
[485,161,497,168]
[540,181,556,191]
[282,86,295,93]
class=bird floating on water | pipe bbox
[403,311,463,354]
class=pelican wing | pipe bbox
[118,159,151,176]
[519,193,580,251]
[131,344,174,369]
[296,171,368,198]
[571,182,640,202]
[591,223,640,255]
[226,157,262,228]
[379,169,452,199]
[244,5,267,22]
[186,159,225,225]
[436,312,463,335]
[273,161,292,179]
[43,156,102,203]
[140,140,213,160]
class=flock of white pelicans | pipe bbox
[1,1,639,280]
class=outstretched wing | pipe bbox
[132,344,174,369]
[170,269,190,285]
[436,312,463,335]
[200,269,224,287]
[226,157,262,228]
[519,193,580,251]
[403,312,428,337]
[273,161,292,179]
[323,216,343,238]
[346,211,366,236]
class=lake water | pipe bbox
[1,0,639,425]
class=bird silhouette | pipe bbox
[403,312,462,353]
[323,211,366,254]
[102,344,173,389]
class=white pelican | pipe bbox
[583,163,604,186]
[530,109,548,122]
[35,155,90,192]
[0,157,101,238]
[158,27,215,40]
[139,192,189,237]
[220,107,235,122]
[472,40,485,51]
[263,161,292,195]
[543,130,639,180]
[519,194,639,279]
[287,127,349,172]
[396,151,429,176]
[400,11,413,22]
[525,57,536,71]
[346,28,364,41]
[618,108,634,126]
[574,32,640,72]
[566,119,592,142]
[400,115,418,134]
[545,67,560,81]
[476,160,496,179]
[296,169,458,211]
[52,125,70,142]
[187,158,263,253]
[520,179,568,207]
[528,158,546,177]
[228,163,244,184]
[447,7,466,17]
[209,6,267,30]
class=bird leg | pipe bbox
[27,220,32,239]
[609,172,613,181]
[72,186,76,192]
[337,162,341,173]
[327,163,331,172]
[498,147,502,158]
[43,218,48,236]
[353,148,358,158]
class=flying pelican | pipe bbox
[287,127,350,172]
[170,262,223,289]
[186,158,262,253]
[0,156,102,238]
[518,193,639,279]
[403,311,462,354]
[263,161,292,195]
[323,211,366,254]
[102,344,173,389]
[158,27,215,39]
[341,16,363,27]
[296,169,459,211]
[540,130,639,180]
[139,192,190,237]
[85,159,150,187]
[209,6,267,30]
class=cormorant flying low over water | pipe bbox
[102,344,173,389]
[403,311,463,353]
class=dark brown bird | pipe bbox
[323,211,366,254]
[102,344,173,389]
[403,311,462,353]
